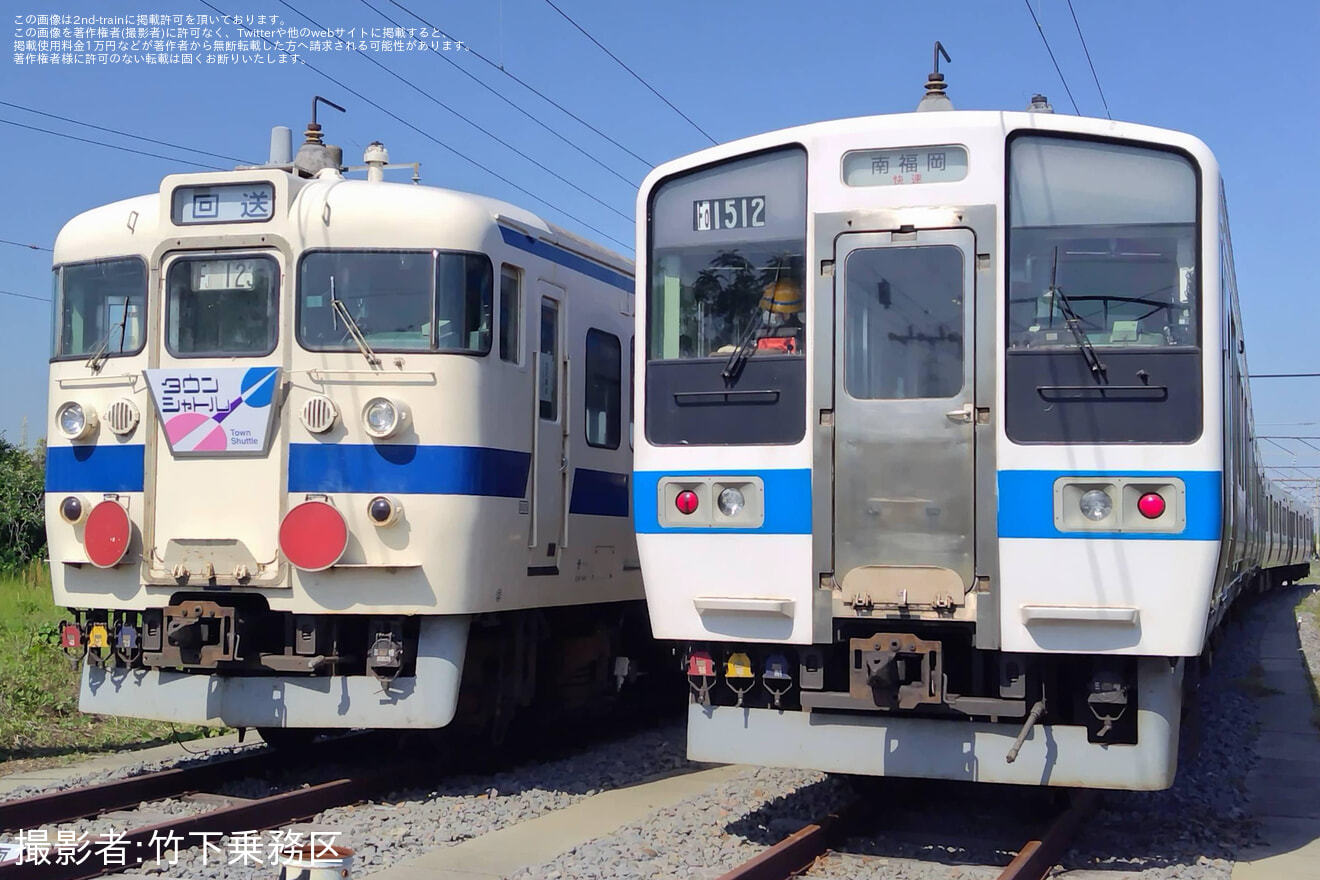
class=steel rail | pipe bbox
[712,804,854,880]
[0,746,280,833]
[995,789,1100,880]
[0,760,408,880]
[0,733,373,833]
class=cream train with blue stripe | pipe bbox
[45,123,656,742]
[633,81,1313,790]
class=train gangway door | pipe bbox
[528,281,567,575]
[832,229,977,609]
[144,250,286,586]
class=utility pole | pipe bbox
[19,415,26,449]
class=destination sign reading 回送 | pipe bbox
[842,146,969,187]
[692,196,766,232]
[172,182,275,225]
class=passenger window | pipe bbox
[585,328,621,449]
[539,299,559,420]
[500,265,521,363]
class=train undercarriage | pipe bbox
[62,597,673,745]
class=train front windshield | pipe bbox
[1005,135,1202,443]
[645,147,808,446]
[297,250,493,355]
[52,257,147,359]
[1007,136,1199,351]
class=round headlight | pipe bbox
[717,487,745,517]
[1079,489,1113,522]
[362,398,408,438]
[57,402,96,440]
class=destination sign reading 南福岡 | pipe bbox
[693,196,766,232]
[842,145,969,187]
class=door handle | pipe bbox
[945,404,974,423]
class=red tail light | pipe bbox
[279,501,348,571]
[675,490,699,516]
[1137,493,1166,519]
[84,500,131,568]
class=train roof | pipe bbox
[638,109,1217,197]
[53,173,633,277]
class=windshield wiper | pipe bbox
[721,314,764,385]
[84,300,132,372]
[84,336,111,373]
[330,276,381,368]
[1047,247,1106,385]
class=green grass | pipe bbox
[0,562,220,767]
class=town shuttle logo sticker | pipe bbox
[144,367,281,456]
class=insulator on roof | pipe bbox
[1028,94,1055,113]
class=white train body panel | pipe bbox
[634,106,1313,789]
[47,157,641,730]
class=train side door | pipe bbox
[832,230,977,608]
[528,282,566,575]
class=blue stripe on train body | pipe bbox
[46,444,146,493]
[569,468,630,518]
[290,443,630,516]
[44,442,629,514]
[497,226,633,293]
[632,469,813,535]
[289,443,531,497]
[997,469,1223,540]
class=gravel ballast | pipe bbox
[518,587,1303,880]
[6,584,1315,880]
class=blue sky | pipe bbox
[2,0,1318,493]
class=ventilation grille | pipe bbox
[300,395,339,434]
[104,399,140,436]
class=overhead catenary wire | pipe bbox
[277,0,633,224]
[539,0,717,145]
[0,100,255,165]
[0,238,52,253]
[1021,0,1081,115]
[1063,0,1111,120]
[1249,373,1320,378]
[357,0,639,186]
[383,0,652,168]
[0,288,48,303]
[0,117,225,170]
[194,0,632,252]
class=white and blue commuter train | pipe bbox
[633,69,1314,789]
[46,107,651,745]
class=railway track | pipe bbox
[0,697,684,880]
[0,735,393,880]
[714,787,1100,880]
